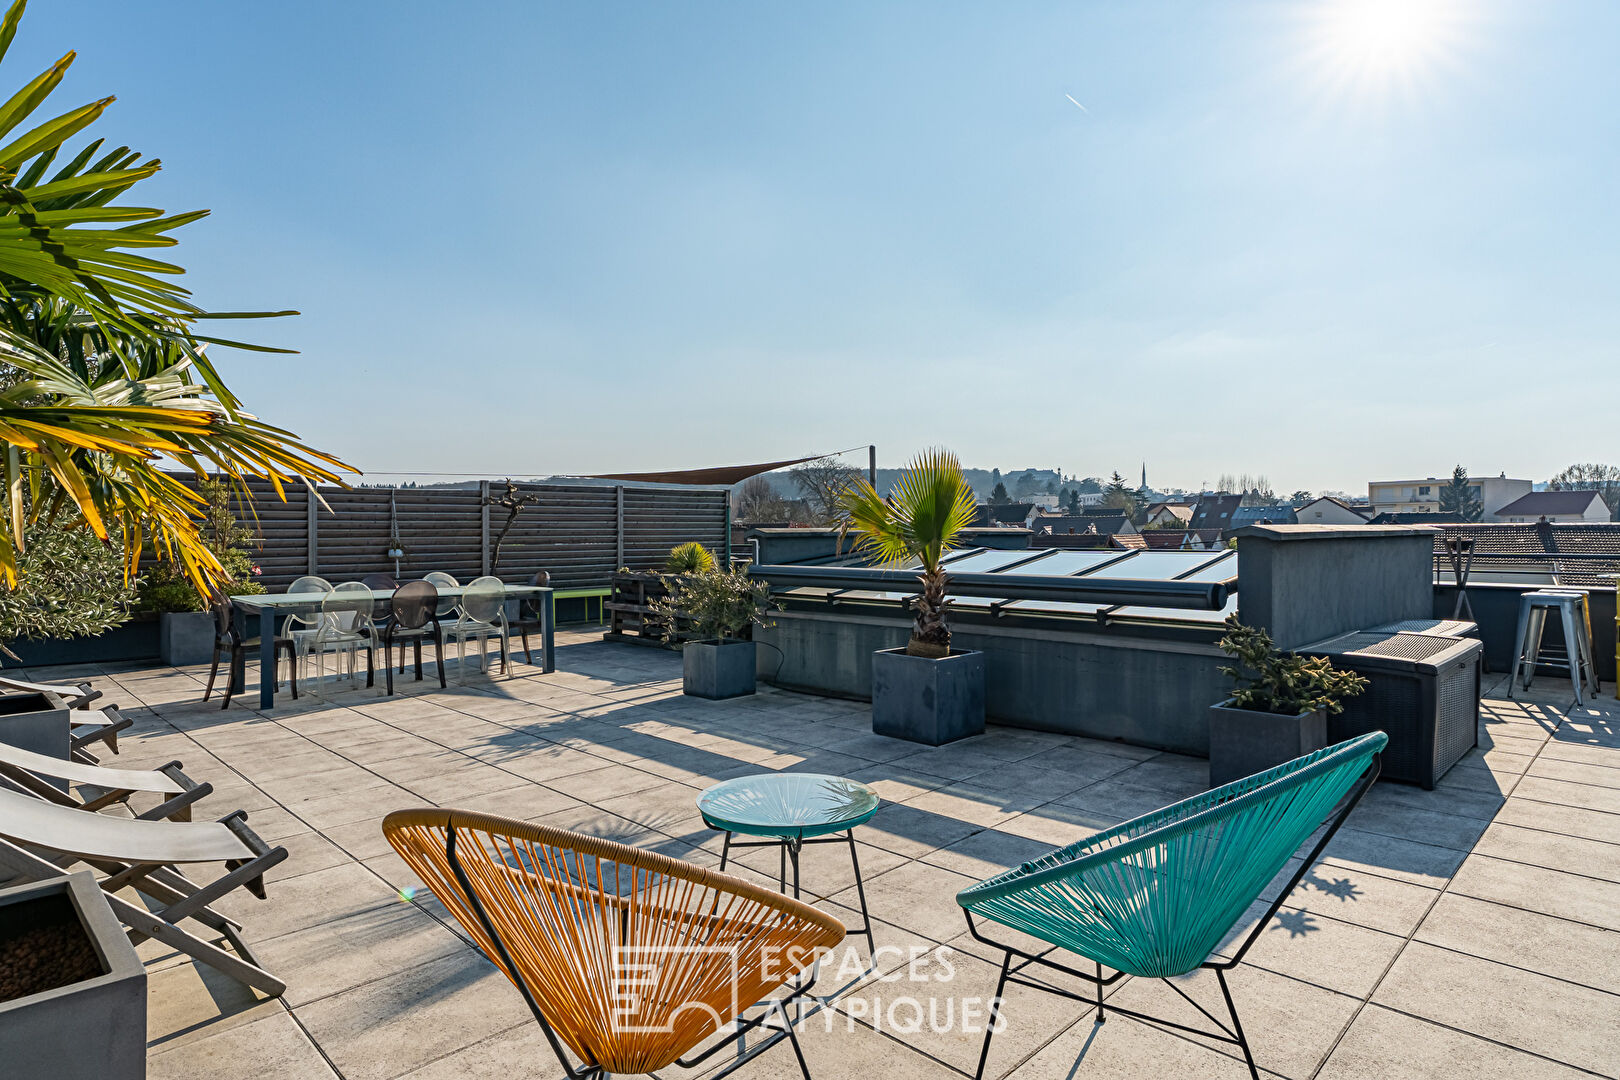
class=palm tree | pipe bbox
[839,449,977,659]
[0,0,348,588]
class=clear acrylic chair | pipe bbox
[309,582,377,697]
[445,575,510,683]
[282,575,332,681]
[423,571,460,621]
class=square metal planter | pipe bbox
[872,647,986,746]
[0,691,72,764]
[160,609,218,666]
[683,639,757,700]
[0,872,146,1080]
[1208,700,1327,788]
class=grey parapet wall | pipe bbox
[1234,524,1437,651]
[755,608,1230,756]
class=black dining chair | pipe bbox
[361,573,403,669]
[202,585,301,709]
[380,581,447,695]
[511,570,549,665]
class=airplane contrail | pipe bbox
[1066,94,1089,113]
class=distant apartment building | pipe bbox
[1366,474,1532,522]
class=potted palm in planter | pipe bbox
[1209,614,1369,786]
[840,449,984,745]
[652,563,773,699]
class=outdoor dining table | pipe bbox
[227,584,555,710]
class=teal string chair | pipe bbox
[957,732,1386,1080]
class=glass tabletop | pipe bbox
[697,773,880,838]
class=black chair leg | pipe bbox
[520,625,533,665]
[203,645,221,702]
[286,646,299,700]
[433,630,447,688]
[414,639,423,681]
[385,631,396,696]
[221,645,240,710]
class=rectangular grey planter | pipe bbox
[872,647,986,746]
[160,609,218,666]
[0,871,146,1080]
[683,639,757,700]
[1208,701,1327,788]
[0,692,71,765]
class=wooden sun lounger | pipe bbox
[0,674,102,708]
[0,679,134,762]
[0,740,211,821]
[0,785,289,995]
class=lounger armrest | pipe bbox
[138,781,213,823]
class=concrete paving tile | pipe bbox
[266,829,354,882]
[1512,774,1620,814]
[921,828,1059,881]
[279,780,421,830]
[1343,799,1491,852]
[1472,822,1620,882]
[144,956,283,1052]
[859,801,985,859]
[1495,797,1620,844]
[903,782,1038,829]
[1015,1010,1253,1080]
[1372,941,1620,1074]
[835,860,981,947]
[390,1021,566,1079]
[147,1010,336,1080]
[218,861,395,941]
[445,782,583,822]
[1448,854,1620,929]
[1318,1003,1591,1080]
[1286,862,1440,937]
[294,948,535,1080]
[1214,901,1406,998]
[1108,966,1361,1079]
[1529,756,1620,790]
[1361,780,1507,823]
[998,805,1111,848]
[1321,827,1467,888]
[254,900,471,1008]
[1415,892,1620,994]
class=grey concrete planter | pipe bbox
[0,871,146,1080]
[1208,700,1327,788]
[160,609,217,666]
[872,647,986,746]
[683,639,757,700]
[0,692,71,763]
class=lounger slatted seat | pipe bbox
[956,733,1387,1080]
[0,785,288,995]
[0,739,210,820]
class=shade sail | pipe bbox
[581,454,835,487]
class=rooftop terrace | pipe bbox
[21,631,1620,1080]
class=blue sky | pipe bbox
[17,2,1619,492]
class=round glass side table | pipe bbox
[697,772,879,957]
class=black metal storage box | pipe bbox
[1303,631,1482,788]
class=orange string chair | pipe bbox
[384,809,846,1079]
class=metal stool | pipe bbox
[1508,590,1600,705]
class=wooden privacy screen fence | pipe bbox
[184,477,729,592]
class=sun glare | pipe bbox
[1302,0,1472,99]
